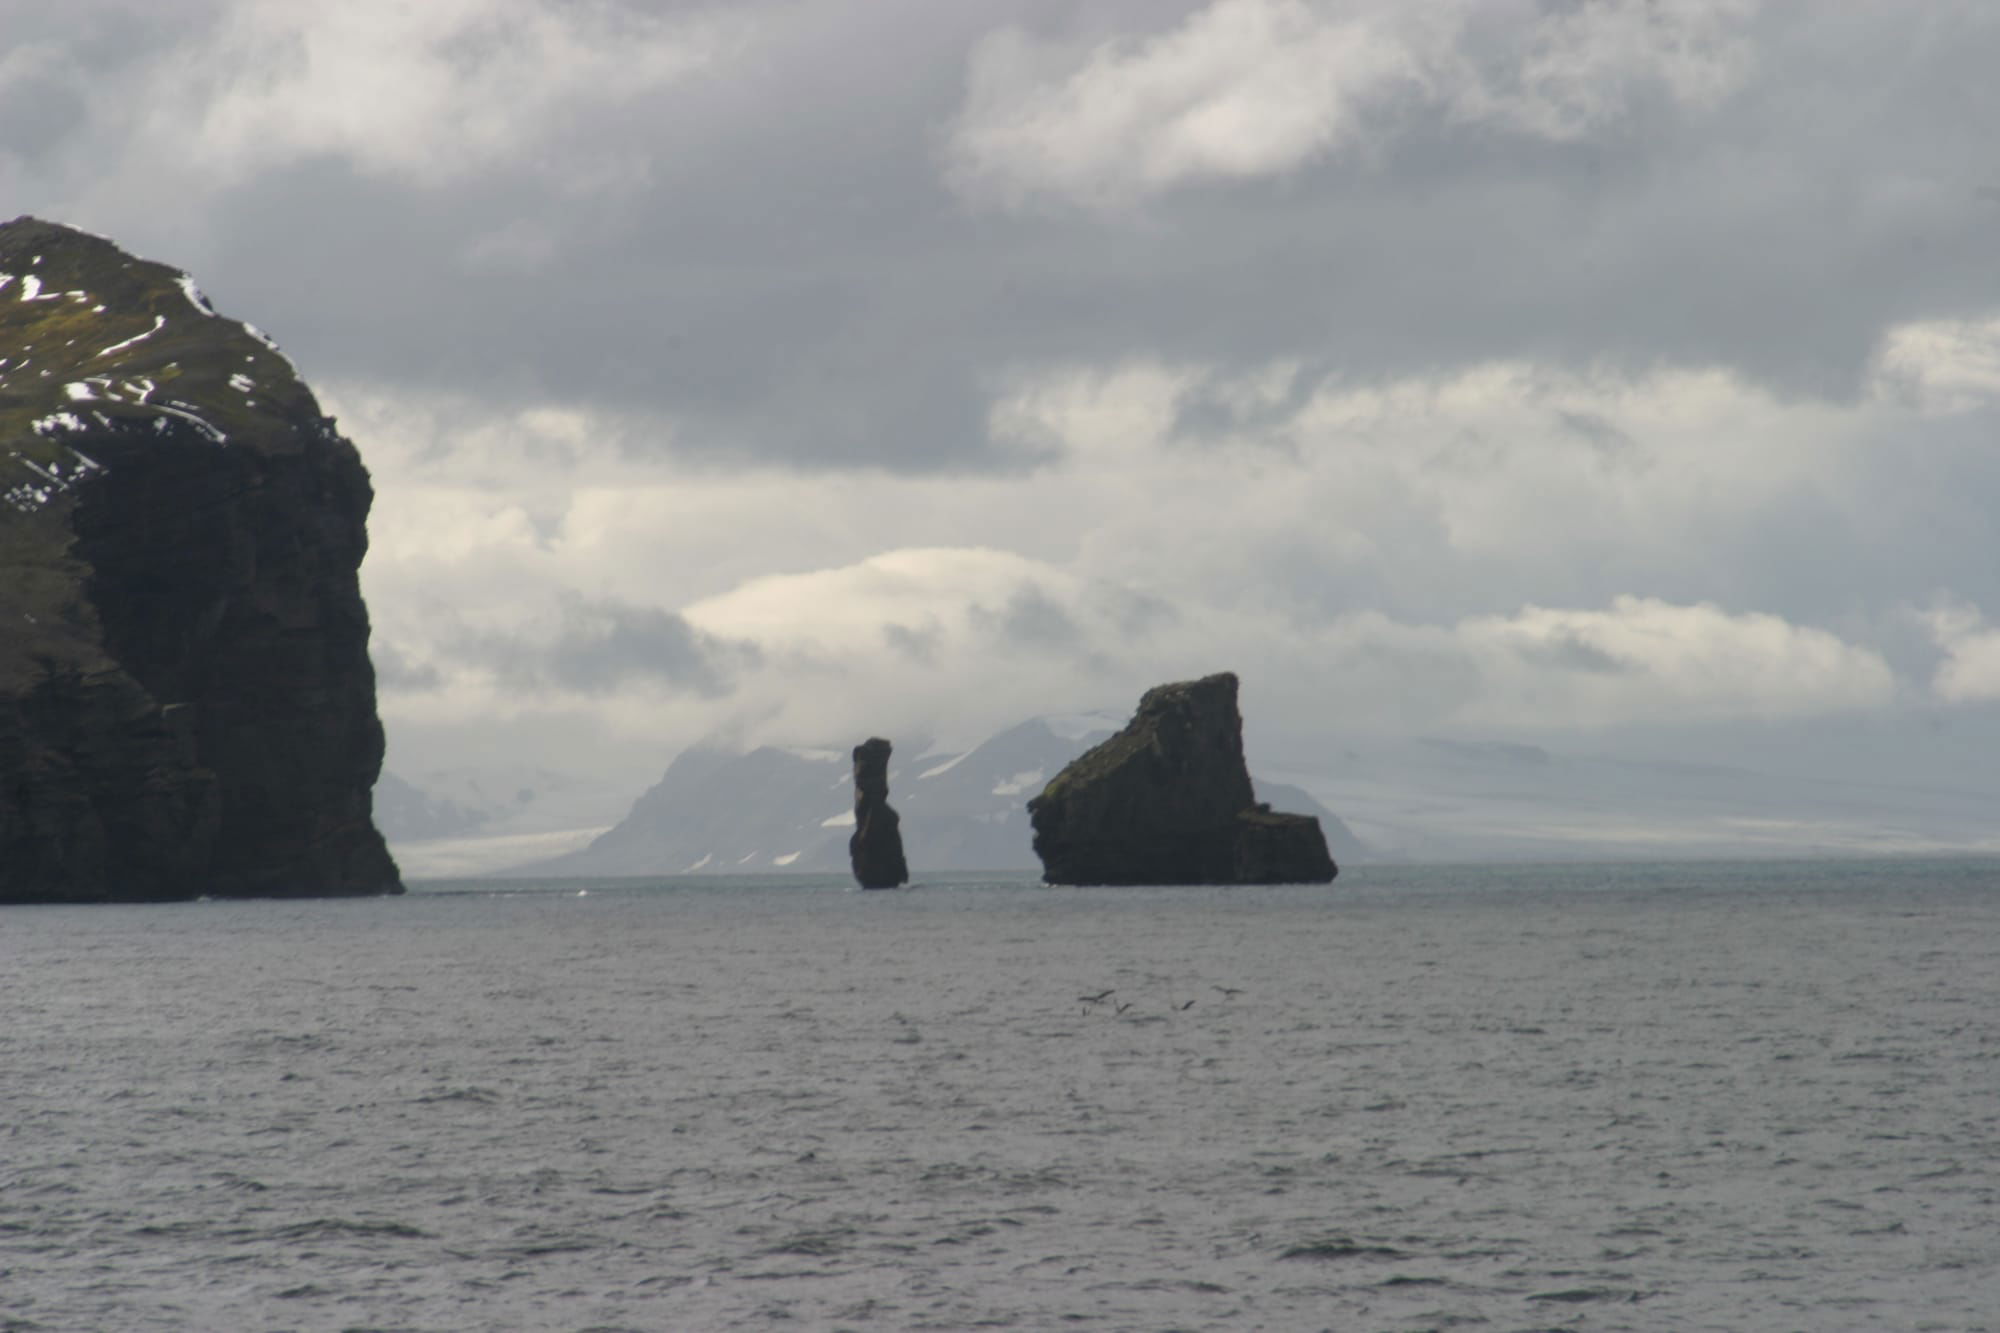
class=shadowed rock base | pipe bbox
[849,737,909,889]
[1027,673,1337,886]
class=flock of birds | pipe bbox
[1076,984,1244,1016]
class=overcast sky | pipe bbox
[8,0,2000,792]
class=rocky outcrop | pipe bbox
[0,217,401,902]
[849,737,909,888]
[1027,673,1336,885]
[505,717,1370,879]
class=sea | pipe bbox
[4,859,1999,1332]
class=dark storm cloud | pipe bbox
[959,581,1176,656]
[16,1,2000,474]
[1170,364,1320,447]
[1520,631,1630,677]
[0,70,89,165]
[161,0,1081,471]
[1555,410,1638,462]
[881,621,943,664]
[0,1,223,166]
[372,640,444,693]
[1101,585,1179,638]
[970,584,1083,649]
[442,594,757,697]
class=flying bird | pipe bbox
[1079,989,1116,1004]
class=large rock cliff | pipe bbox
[1027,673,1337,885]
[0,217,401,902]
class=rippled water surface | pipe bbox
[5,861,2000,1331]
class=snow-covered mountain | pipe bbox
[381,714,2000,878]
[503,715,1370,878]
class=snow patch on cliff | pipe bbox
[95,316,165,360]
[175,275,217,317]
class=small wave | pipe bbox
[760,1231,850,1258]
[1528,1286,1645,1304]
[413,1086,501,1105]
[1278,1237,1408,1261]
[267,1218,432,1241]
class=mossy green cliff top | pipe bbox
[0,216,336,688]
[0,215,320,456]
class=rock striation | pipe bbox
[1027,673,1336,885]
[848,737,909,889]
[0,217,401,902]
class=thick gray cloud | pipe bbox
[13,1,1995,469]
[11,0,2000,842]
[438,593,755,698]
[972,584,1084,649]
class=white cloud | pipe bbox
[1922,599,2000,703]
[1461,0,1759,141]
[686,547,1070,650]
[949,0,1759,210]
[681,552,1891,740]
[342,330,1967,775]
[679,546,1158,745]
[161,0,739,185]
[1441,596,1894,726]
[987,354,1867,613]
[951,0,1425,210]
[1873,314,2000,415]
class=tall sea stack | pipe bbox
[848,737,909,889]
[1027,672,1336,885]
[0,217,402,902]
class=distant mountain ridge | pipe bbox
[387,717,2000,876]
[506,715,1370,877]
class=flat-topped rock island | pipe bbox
[1027,672,1337,886]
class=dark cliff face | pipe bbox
[1026,672,1337,886]
[849,737,909,889]
[0,217,401,902]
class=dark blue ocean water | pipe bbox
[4,859,1999,1330]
